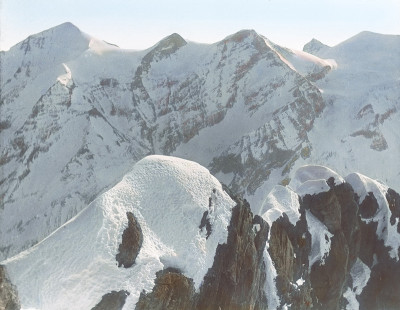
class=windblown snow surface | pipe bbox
[1,156,235,310]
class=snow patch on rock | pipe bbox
[261,185,300,226]
[306,210,333,269]
[343,258,371,310]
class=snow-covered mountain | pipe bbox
[1,23,330,259]
[1,156,400,310]
[1,23,400,309]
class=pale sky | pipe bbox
[1,0,399,51]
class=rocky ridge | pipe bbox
[134,165,400,310]
[1,156,400,309]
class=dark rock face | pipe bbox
[268,213,314,309]
[136,268,196,310]
[386,188,400,230]
[357,189,400,310]
[137,198,269,310]
[0,265,20,310]
[359,251,400,310]
[199,210,212,239]
[199,195,214,239]
[134,183,400,310]
[116,212,143,268]
[197,199,269,310]
[91,290,130,310]
[359,192,379,219]
[301,182,360,310]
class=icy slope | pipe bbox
[1,155,235,310]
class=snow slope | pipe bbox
[296,31,400,192]
[1,155,235,310]
[1,24,399,263]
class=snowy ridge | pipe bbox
[2,156,235,310]
[290,165,344,196]
[261,185,300,226]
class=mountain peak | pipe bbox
[224,29,260,43]
[29,21,84,42]
[12,21,89,55]
[157,32,187,50]
[303,38,329,55]
[52,21,81,32]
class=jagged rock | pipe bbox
[268,211,314,309]
[310,232,349,310]
[386,188,400,229]
[91,290,130,310]
[358,190,400,310]
[197,198,269,310]
[300,182,361,310]
[359,249,400,310]
[137,197,269,310]
[0,265,20,310]
[199,210,212,239]
[301,188,341,233]
[116,212,143,268]
[136,268,196,310]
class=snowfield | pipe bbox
[2,156,235,310]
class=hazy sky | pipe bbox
[1,0,399,51]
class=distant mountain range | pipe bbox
[0,23,399,309]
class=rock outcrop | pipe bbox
[91,290,130,310]
[134,176,400,310]
[301,181,361,309]
[137,196,269,310]
[357,188,400,310]
[0,265,20,310]
[197,197,269,310]
[268,213,313,309]
[116,212,143,268]
[136,268,196,310]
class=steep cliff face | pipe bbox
[301,182,361,310]
[196,198,269,310]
